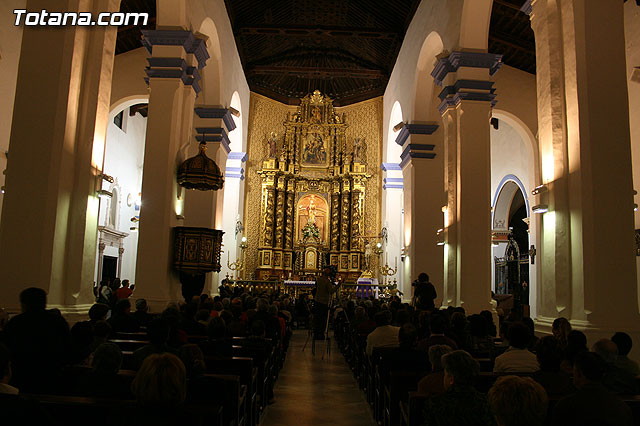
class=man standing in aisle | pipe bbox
[313,266,336,340]
[413,273,437,311]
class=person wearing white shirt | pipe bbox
[493,322,539,373]
[366,311,399,356]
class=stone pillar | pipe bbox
[0,0,119,311]
[186,107,235,293]
[381,162,406,298]
[97,241,107,284]
[397,124,444,305]
[117,246,125,278]
[527,0,640,333]
[220,151,247,282]
[134,30,209,307]
[432,52,502,314]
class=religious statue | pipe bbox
[364,240,372,270]
[311,106,322,123]
[267,132,278,158]
[353,137,366,162]
[299,195,318,225]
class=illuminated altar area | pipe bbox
[243,91,383,282]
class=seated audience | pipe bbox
[560,330,588,374]
[611,332,640,377]
[91,320,112,351]
[350,306,367,332]
[592,338,637,395]
[450,312,468,349]
[132,298,154,328]
[115,279,133,300]
[179,302,206,336]
[68,321,95,365]
[466,314,494,358]
[366,310,399,356]
[356,307,377,336]
[379,324,430,381]
[133,318,178,369]
[417,312,457,353]
[251,298,281,341]
[552,317,571,350]
[480,310,497,337]
[488,376,548,426]
[109,298,139,333]
[417,344,453,396]
[493,322,539,373]
[551,351,633,426]
[76,342,130,398]
[3,287,70,392]
[521,317,539,351]
[88,303,109,323]
[422,350,496,426]
[531,336,575,396]
[199,317,232,358]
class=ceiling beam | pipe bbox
[247,65,387,79]
[237,25,398,40]
[489,30,535,54]
[493,0,524,11]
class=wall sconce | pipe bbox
[229,106,241,117]
[531,184,548,196]
[436,228,445,246]
[97,189,112,198]
[532,204,549,214]
[374,241,383,255]
[100,173,114,184]
[0,186,5,194]
[400,246,407,262]
[634,204,638,212]
[393,121,405,132]
[240,235,248,250]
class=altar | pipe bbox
[252,91,375,282]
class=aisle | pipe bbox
[261,330,377,426]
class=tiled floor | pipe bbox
[261,330,377,426]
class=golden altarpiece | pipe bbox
[254,91,372,281]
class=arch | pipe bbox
[459,0,493,50]
[386,101,404,163]
[109,96,149,120]
[414,31,444,121]
[229,91,242,152]
[492,175,530,229]
[196,17,223,106]
[492,109,540,184]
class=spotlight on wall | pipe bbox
[635,203,638,212]
[531,184,548,196]
[240,235,248,250]
[436,228,445,246]
[0,186,4,194]
[229,106,241,117]
[400,246,407,262]
[97,189,113,199]
[393,122,405,132]
[532,204,549,214]
[490,117,499,130]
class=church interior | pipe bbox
[1,0,640,424]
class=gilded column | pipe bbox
[330,183,341,251]
[340,180,351,251]
[284,180,295,249]
[350,189,362,250]
[275,177,286,249]
[263,185,276,247]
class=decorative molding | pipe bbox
[437,80,497,115]
[228,151,248,162]
[431,51,503,86]
[383,177,404,189]
[399,143,437,168]
[194,107,237,132]
[380,162,401,171]
[195,127,231,154]
[141,30,210,69]
[395,122,439,146]
[144,57,202,94]
[225,166,245,180]
[520,0,532,16]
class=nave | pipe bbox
[262,331,376,426]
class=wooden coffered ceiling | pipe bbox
[116,0,541,106]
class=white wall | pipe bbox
[0,0,26,221]
[95,106,147,284]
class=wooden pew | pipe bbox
[205,356,258,426]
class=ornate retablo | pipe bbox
[255,90,371,281]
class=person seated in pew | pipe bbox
[76,342,131,398]
[199,317,232,358]
[179,302,207,337]
[488,376,548,426]
[126,353,201,426]
[611,332,640,377]
[87,303,109,324]
[366,310,400,356]
[493,322,539,373]
[551,351,633,426]
[417,344,453,397]
[68,321,95,366]
[560,330,588,375]
[421,350,496,426]
[0,343,18,395]
[592,339,637,395]
[133,318,178,370]
[379,324,431,381]
[356,306,378,337]
[417,312,457,354]
[90,320,112,352]
[531,336,575,397]
[251,298,281,342]
[108,299,140,334]
[465,314,494,358]
[3,287,71,393]
[131,298,154,329]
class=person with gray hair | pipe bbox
[422,350,496,426]
[251,298,281,341]
[417,344,453,396]
[592,339,637,395]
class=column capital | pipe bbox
[228,151,248,162]
[225,166,245,180]
[400,144,436,169]
[141,30,209,69]
[520,0,532,16]
[395,122,439,146]
[438,80,497,115]
[195,127,231,154]
[431,51,503,86]
[383,177,404,190]
[380,162,402,171]
[194,107,237,132]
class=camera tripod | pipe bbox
[302,294,333,359]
